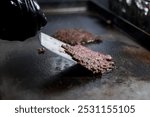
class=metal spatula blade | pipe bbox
[40,32,75,62]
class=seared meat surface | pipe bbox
[53,28,101,45]
[62,44,114,74]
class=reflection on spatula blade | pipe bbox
[40,32,75,62]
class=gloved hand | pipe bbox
[0,0,47,41]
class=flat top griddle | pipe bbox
[0,1,150,100]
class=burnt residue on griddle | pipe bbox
[37,47,46,54]
[122,45,150,64]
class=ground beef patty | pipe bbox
[53,28,101,45]
[62,44,115,74]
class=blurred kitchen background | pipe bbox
[37,0,150,34]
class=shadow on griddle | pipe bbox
[43,64,101,92]
[0,48,101,97]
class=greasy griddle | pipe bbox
[0,0,150,99]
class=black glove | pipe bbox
[0,0,47,41]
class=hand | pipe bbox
[0,0,47,41]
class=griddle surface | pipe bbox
[0,7,150,100]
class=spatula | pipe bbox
[39,32,75,62]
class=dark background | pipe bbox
[37,0,150,33]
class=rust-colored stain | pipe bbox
[123,45,150,64]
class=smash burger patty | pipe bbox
[53,28,101,45]
[62,44,115,74]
